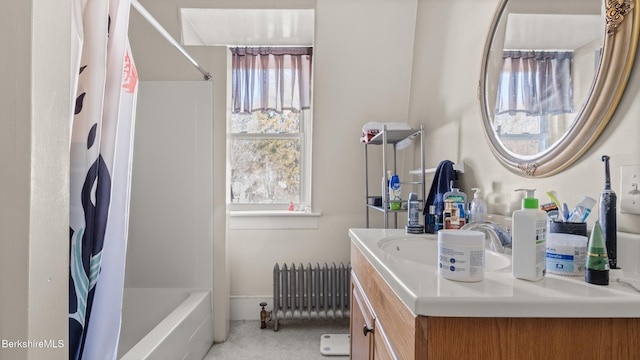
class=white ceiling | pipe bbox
[504,13,603,50]
[180,8,315,46]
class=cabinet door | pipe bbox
[351,276,374,360]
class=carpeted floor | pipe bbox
[204,319,350,360]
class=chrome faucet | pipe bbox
[461,221,512,254]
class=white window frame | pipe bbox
[227,109,313,212]
[228,109,318,229]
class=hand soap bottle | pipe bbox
[443,181,467,227]
[469,188,488,222]
[512,189,547,281]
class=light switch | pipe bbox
[621,165,640,215]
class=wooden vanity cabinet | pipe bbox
[350,271,397,360]
[351,243,640,359]
[351,243,423,359]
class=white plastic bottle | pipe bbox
[512,189,547,281]
[469,188,488,223]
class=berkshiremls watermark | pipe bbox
[2,339,65,349]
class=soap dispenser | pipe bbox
[469,188,488,222]
[443,181,467,226]
[512,189,547,281]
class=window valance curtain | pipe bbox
[231,47,313,114]
[495,50,574,116]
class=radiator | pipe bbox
[272,262,351,331]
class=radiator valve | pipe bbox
[259,302,271,329]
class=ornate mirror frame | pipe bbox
[479,0,639,177]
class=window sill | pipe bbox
[229,210,322,230]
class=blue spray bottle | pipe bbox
[599,155,617,269]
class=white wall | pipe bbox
[125,81,213,290]
[0,1,71,359]
[1,3,30,353]
[408,0,640,234]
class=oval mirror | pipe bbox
[479,0,639,177]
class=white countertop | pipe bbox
[349,228,640,318]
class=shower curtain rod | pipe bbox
[131,0,212,81]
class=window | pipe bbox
[228,47,313,210]
[230,109,310,207]
[494,112,573,156]
[494,50,575,155]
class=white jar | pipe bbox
[438,230,485,282]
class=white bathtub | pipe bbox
[118,288,214,360]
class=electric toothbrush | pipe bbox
[599,155,617,269]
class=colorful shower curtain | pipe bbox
[69,0,137,359]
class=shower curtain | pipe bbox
[69,0,138,359]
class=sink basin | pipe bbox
[377,236,511,271]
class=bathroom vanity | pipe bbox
[349,228,640,359]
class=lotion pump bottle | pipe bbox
[512,189,547,281]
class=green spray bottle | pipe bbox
[585,221,609,285]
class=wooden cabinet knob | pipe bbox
[362,324,374,336]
